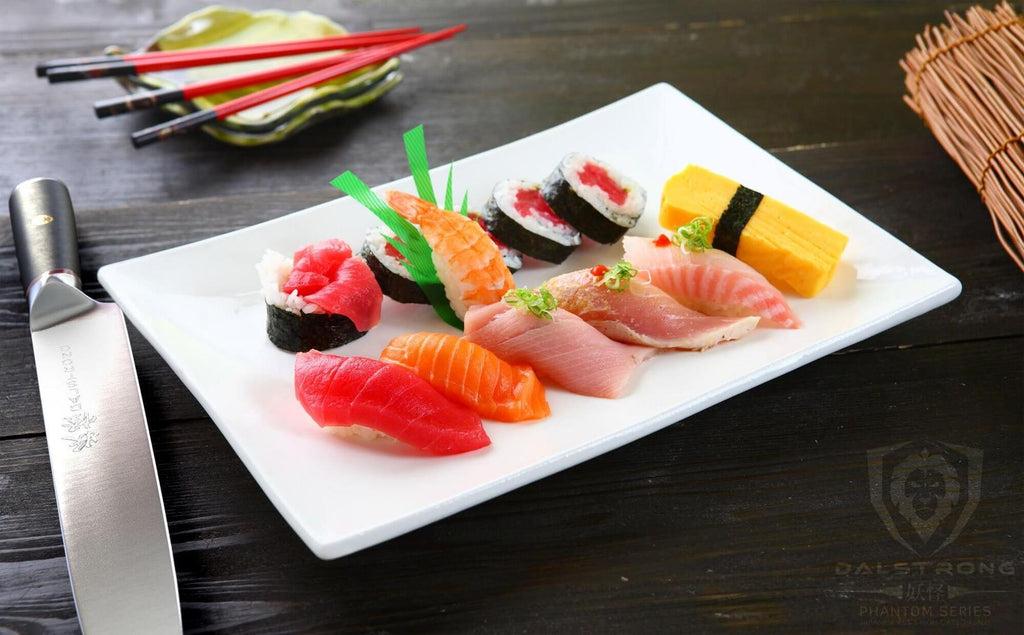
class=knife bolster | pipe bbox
[28,270,82,310]
[29,277,96,332]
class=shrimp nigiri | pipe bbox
[384,190,515,319]
[380,332,550,422]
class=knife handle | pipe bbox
[9,178,82,298]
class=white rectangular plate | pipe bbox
[99,83,960,559]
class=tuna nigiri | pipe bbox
[464,291,654,399]
[295,351,490,456]
[384,190,515,319]
[545,265,759,349]
[623,231,801,328]
[380,332,550,422]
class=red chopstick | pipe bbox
[94,46,388,118]
[130,25,465,148]
[43,27,422,82]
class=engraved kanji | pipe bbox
[62,431,99,452]
[62,411,96,433]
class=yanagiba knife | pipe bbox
[9,178,181,634]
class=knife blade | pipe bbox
[9,178,181,634]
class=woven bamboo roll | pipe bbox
[901,1,1024,272]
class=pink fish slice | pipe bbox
[464,301,654,399]
[544,268,759,349]
[623,236,801,328]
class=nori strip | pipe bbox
[361,242,429,304]
[482,195,579,264]
[712,185,764,256]
[265,303,366,352]
[541,166,630,244]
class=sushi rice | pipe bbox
[257,249,323,315]
[361,226,429,304]
[490,179,582,247]
[542,153,647,243]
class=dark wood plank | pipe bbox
[0,0,980,209]
[1,337,1019,632]
[1,1,1020,632]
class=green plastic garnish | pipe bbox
[671,216,714,252]
[597,261,639,292]
[405,126,468,216]
[504,287,557,320]
[403,125,437,205]
[443,164,454,212]
[330,169,463,330]
[334,125,484,330]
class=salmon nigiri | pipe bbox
[295,351,490,455]
[384,190,515,319]
[380,332,550,422]
[623,230,800,328]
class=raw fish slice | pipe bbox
[545,269,759,349]
[622,236,801,328]
[380,332,550,422]
[384,190,515,319]
[295,352,490,456]
[302,257,382,332]
[287,238,352,279]
[464,302,654,399]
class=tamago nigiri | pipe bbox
[380,332,550,422]
[623,218,801,328]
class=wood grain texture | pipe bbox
[0,1,1021,632]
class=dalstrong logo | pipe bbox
[867,441,982,556]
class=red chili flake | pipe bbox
[589,264,610,277]
[653,234,672,247]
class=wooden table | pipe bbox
[2,1,1021,632]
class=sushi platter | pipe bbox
[98,83,960,559]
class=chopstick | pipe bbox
[130,25,465,148]
[42,27,422,82]
[93,47,380,118]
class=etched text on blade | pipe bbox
[30,302,181,634]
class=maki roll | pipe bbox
[482,180,581,264]
[257,239,383,352]
[361,226,429,304]
[541,153,647,244]
[467,210,524,272]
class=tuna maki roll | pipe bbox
[256,239,382,352]
[467,210,524,272]
[482,180,581,264]
[541,153,647,244]
[361,226,430,304]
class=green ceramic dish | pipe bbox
[113,6,403,146]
